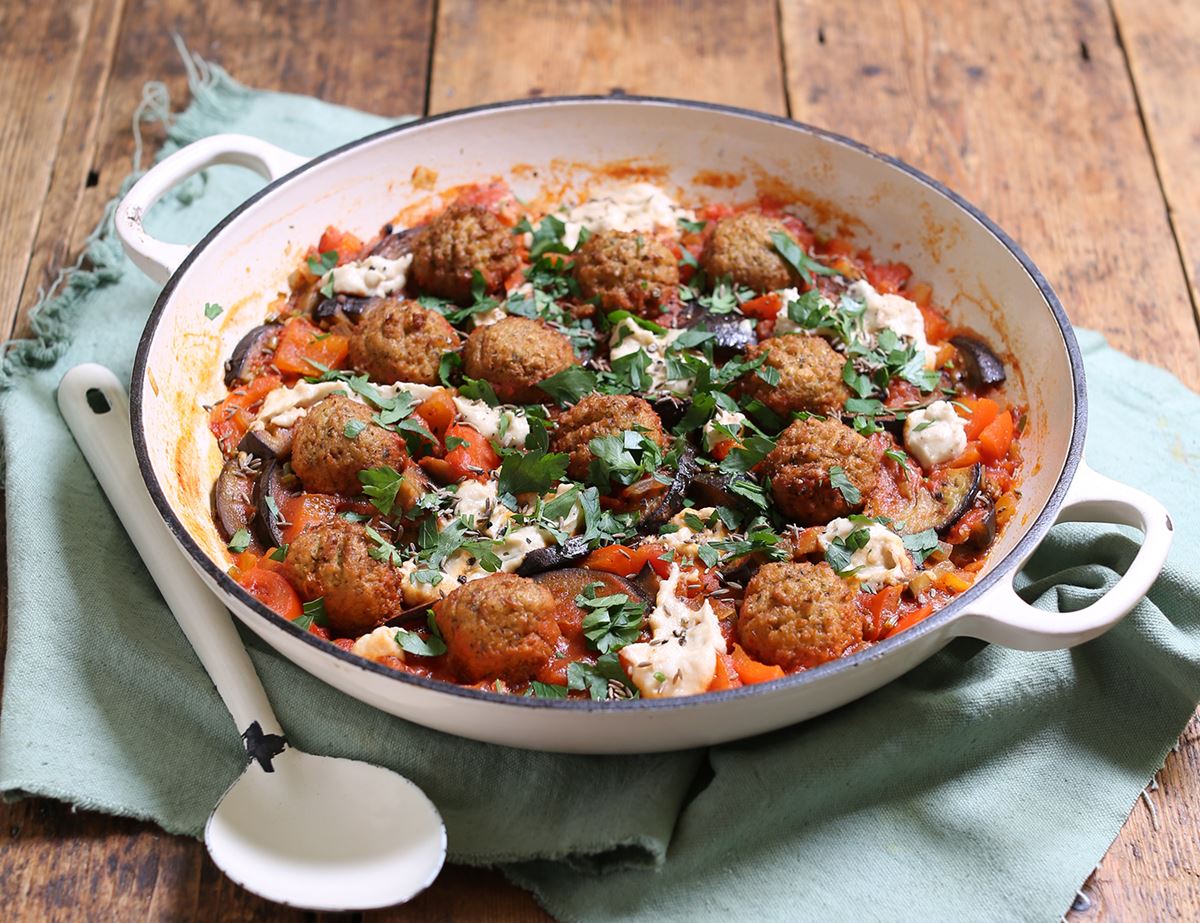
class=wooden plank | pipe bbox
[15,0,437,341]
[779,2,1200,919]
[780,0,1200,389]
[1111,0,1200,340]
[1069,716,1200,921]
[0,0,100,339]
[429,0,787,115]
[10,0,127,342]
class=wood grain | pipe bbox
[1,0,1199,919]
[1110,0,1200,340]
[13,0,437,340]
[429,0,787,115]
[780,0,1200,390]
[0,0,104,340]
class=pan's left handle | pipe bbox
[115,134,309,284]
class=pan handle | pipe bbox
[953,462,1173,650]
[114,134,309,284]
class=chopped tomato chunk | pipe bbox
[731,644,785,684]
[738,292,783,321]
[236,566,302,621]
[317,226,364,265]
[273,316,349,376]
[864,260,912,293]
[209,374,281,454]
[584,543,667,578]
[957,397,1000,440]
[282,493,340,545]
[415,388,458,446]
[978,410,1014,463]
[444,423,500,481]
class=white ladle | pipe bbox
[57,363,446,911]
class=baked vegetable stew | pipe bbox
[209,178,1023,700]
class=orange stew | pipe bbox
[209,183,1023,701]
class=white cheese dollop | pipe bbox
[904,400,967,470]
[608,317,693,394]
[322,253,413,298]
[351,625,406,662]
[471,304,508,327]
[847,279,935,367]
[620,564,727,698]
[557,182,694,251]
[703,408,748,452]
[453,398,530,449]
[819,518,914,586]
[251,379,527,449]
[251,379,349,430]
[658,507,731,561]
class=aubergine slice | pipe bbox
[516,536,591,576]
[927,464,983,533]
[651,396,689,431]
[253,458,302,548]
[369,225,422,260]
[634,445,698,535]
[687,469,763,514]
[224,323,281,388]
[951,335,1007,389]
[214,457,260,548]
[312,293,378,325]
[238,425,293,460]
[867,462,983,535]
[696,315,757,356]
[531,567,655,609]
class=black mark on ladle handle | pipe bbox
[241,721,288,772]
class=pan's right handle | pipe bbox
[115,134,309,284]
[954,462,1173,650]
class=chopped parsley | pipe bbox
[525,681,569,699]
[226,527,250,553]
[828,466,862,506]
[902,528,940,565]
[577,582,646,653]
[359,465,405,516]
[769,230,840,286]
[567,652,638,701]
[343,418,367,440]
[824,519,873,576]
[539,365,597,406]
[586,429,664,492]
[203,302,223,320]
[306,249,339,277]
[496,448,570,509]
[394,625,447,657]
[294,597,329,631]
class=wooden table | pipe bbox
[2,0,1198,918]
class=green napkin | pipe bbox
[4,54,1200,923]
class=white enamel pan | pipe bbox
[114,98,1172,753]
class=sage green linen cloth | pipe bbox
[4,59,1200,923]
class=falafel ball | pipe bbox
[703,212,796,293]
[739,334,849,417]
[461,315,575,404]
[760,416,878,525]
[291,394,407,495]
[411,203,519,304]
[550,392,668,480]
[433,573,561,683]
[349,298,460,385]
[737,561,862,670]
[573,229,679,317]
[284,519,407,636]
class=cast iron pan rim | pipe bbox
[129,95,1087,714]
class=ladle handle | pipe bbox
[57,364,284,742]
